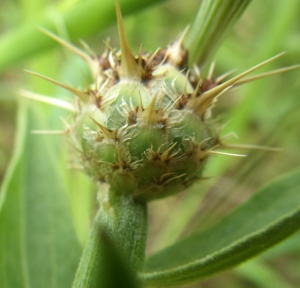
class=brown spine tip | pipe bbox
[25,70,90,102]
[139,95,161,125]
[38,28,100,79]
[187,52,286,117]
[90,116,113,139]
[166,26,190,67]
[115,0,141,79]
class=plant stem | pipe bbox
[73,184,147,288]
[185,0,252,67]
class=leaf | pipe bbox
[0,0,168,72]
[234,260,295,288]
[0,101,82,288]
[141,168,300,286]
[185,0,252,66]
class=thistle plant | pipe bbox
[1,0,300,287]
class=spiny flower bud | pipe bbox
[22,2,292,203]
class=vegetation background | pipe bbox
[0,0,299,287]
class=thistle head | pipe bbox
[22,2,296,203]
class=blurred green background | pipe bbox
[0,0,300,287]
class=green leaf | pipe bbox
[185,0,252,66]
[0,101,81,288]
[141,168,300,286]
[234,260,295,288]
[0,0,168,73]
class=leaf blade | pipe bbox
[141,168,300,286]
[185,0,252,66]
[0,101,82,288]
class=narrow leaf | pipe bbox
[141,168,300,286]
[234,260,295,288]
[185,0,252,66]
[0,101,81,288]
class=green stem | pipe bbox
[73,184,147,288]
[185,0,252,67]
